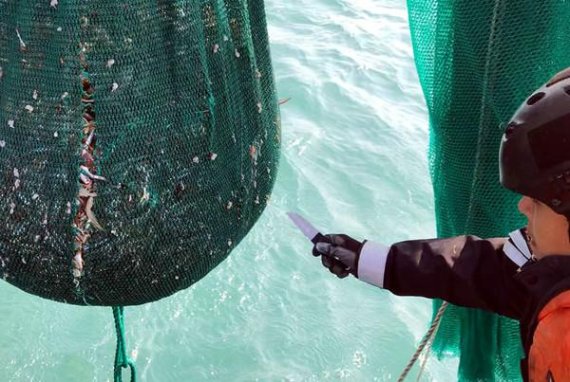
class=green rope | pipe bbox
[112,307,137,382]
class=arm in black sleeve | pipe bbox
[358,236,527,320]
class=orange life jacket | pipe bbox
[528,290,570,381]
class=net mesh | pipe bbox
[0,0,280,306]
[407,0,570,380]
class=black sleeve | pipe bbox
[383,236,527,320]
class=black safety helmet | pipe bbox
[500,68,570,218]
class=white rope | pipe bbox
[415,311,442,382]
[397,301,448,382]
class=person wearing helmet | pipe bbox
[311,68,570,382]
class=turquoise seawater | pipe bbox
[0,0,459,381]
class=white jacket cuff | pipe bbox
[357,240,390,288]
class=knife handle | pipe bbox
[311,233,333,258]
[311,232,330,245]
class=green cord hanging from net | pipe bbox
[113,307,137,382]
[407,0,570,380]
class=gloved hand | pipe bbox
[313,234,364,278]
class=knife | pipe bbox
[287,212,330,244]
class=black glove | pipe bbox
[312,234,364,278]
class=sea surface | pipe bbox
[0,0,459,380]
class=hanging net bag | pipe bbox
[0,0,280,307]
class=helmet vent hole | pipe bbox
[505,122,517,137]
[527,92,545,105]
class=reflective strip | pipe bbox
[357,241,390,288]
[509,229,532,260]
[503,240,529,267]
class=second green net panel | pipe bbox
[407,0,570,380]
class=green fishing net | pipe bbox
[0,0,280,306]
[407,0,570,380]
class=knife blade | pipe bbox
[287,212,329,244]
